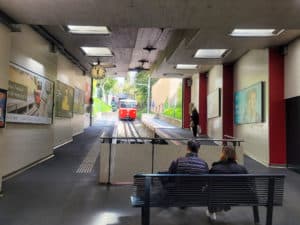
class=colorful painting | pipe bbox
[0,88,7,128]
[234,82,264,125]
[74,87,85,114]
[6,64,54,124]
[207,88,221,119]
[55,81,74,118]
[85,81,91,104]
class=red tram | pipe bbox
[118,99,137,120]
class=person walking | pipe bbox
[190,104,199,137]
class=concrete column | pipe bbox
[199,73,207,134]
[269,48,286,166]
[182,78,191,128]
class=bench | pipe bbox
[131,174,285,225]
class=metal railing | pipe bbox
[99,137,244,185]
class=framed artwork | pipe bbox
[55,80,74,118]
[6,63,54,124]
[207,88,221,119]
[85,81,91,105]
[73,87,85,114]
[234,82,264,125]
[0,88,7,128]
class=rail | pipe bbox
[100,136,244,146]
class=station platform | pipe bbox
[141,114,215,145]
[0,123,299,225]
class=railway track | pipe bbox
[120,120,144,144]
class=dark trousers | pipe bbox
[192,125,197,137]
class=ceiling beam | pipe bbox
[31,25,88,73]
[0,10,20,32]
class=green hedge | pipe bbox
[93,98,112,115]
[163,107,182,120]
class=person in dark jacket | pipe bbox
[206,145,248,220]
[210,146,247,174]
[190,105,200,137]
[168,140,209,174]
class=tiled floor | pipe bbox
[0,122,299,225]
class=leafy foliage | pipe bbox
[163,107,182,120]
[93,98,112,115]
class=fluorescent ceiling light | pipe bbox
[81,47,113,57]
[194,49,229,59]
[176,64,198,70]
[67,25,110,34]
[230,29,284,37]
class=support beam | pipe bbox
[31,25,88,73]
[0,10,21,32]
[183,78,192,129]
[269,48,286,166]
[222,64,234,137]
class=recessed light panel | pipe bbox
[194,49,229,59]
[67,25,110,34]
[81,47,113,57]
[176,64,198,70]
[230,29,284,37]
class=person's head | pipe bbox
[187,140,200,153]
[220,145,236,161]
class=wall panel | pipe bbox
[207,65,223,139]
[234,49,269,165]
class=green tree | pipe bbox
[94,77,117,103]
[135,72,158,115]
[176,84,182,108]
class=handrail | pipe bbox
[134,173,286,178]
[224,134,237,139]
[99,136,244,143]
[100,136,244,185]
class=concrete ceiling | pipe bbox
[1,0,300,77]
[1,0,300,29]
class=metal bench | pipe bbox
[131,174,285,225]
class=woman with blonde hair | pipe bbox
[206,145,248,220]
[210,145,247,174]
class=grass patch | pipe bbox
[93,98,112,115]
[137,107,147,119]
[163,107,182,120]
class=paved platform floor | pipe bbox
[0,123,299,225]
[141,114,216,145]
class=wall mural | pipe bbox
[85,81,91,105]
[234,81,264,125]
[55,80,74,118]
[73,87,85,114]
[0,88,7,128]
[207,88,221,119]
[6,64,54,124]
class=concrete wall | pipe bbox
[207,65,223,139]
[0,25,12,192]
[151,78,182,113]
[285,39,300,99]
[54,54,89,147]
[234,49,269,165]
[0,25,90,186]
[1,26,56,177]
[191,73,199,111]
